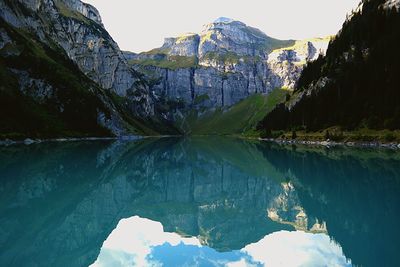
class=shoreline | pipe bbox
[258,137,400,150]
[0,134,185,146]
[1,135,400,150]
[0,136,134,146]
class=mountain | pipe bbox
[258,0,400,136]
[0,0,179,139]
[0,1,333,138]
[127,18,329,113]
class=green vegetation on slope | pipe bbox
[261,127,400,143]
[54,0,91,24]
[185,88,289,136]
[202,51,261,64]
[0,12,182,139]
[193,94,210,105]
[0,19,115,139]
[259,0,400,133]
[129,55,198,70]
[258,37,296,54]
[104,91,165,136]
[142,47,171,56]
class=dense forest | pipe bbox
[258,0,400,133]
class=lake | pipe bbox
[0,137,399,267]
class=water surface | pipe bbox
[0,137,399,266]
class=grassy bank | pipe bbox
[186,88,289,135]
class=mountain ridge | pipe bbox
[127,18,330,124]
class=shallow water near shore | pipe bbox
[0,137,399,266]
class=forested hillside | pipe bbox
[258,0,400,134]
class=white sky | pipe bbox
[83,0,360,53]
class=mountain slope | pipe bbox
[0,0,180,138]
[258,0,400,134]
[183,88,289,136]
[127,18,329,111]
[0,18,120,138]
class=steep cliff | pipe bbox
[127,18,329,111]
[0,0,179,138]
[0,15,126,138]
[258,0,400,133]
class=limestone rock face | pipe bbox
[267,38,330,89]
[129,18,330,109]
[162,33,200,57]
[1,0,154,118]
[60,0,103,24]
[199,20,269,58]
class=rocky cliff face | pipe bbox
[128,18,329,109]
[0,14,132,136]
[0,0,159,137]
[1,0,148,98]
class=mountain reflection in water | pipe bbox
[0,137,399,267]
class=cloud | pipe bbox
[90,216,351,267]
[242,231,352,267]
[89,216,200,267]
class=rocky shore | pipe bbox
[2,135,400,150]
[259,138,400,150]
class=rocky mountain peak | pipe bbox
[55,0,103,24]
[128,18,330,112]
[154,18,288,59]
[213,17,235,23]
[197,18,295,61]
[201,18,260,41]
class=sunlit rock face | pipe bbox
[59,0,103,24]
[128,18,330,109]
[198,19,271,58]
[0,0,154,119]
[266,38,329,89]
[163,33,200,57]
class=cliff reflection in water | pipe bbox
[0,137,399,267]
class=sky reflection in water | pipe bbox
[91,216,351,267]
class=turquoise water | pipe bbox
[0,137,399,267]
